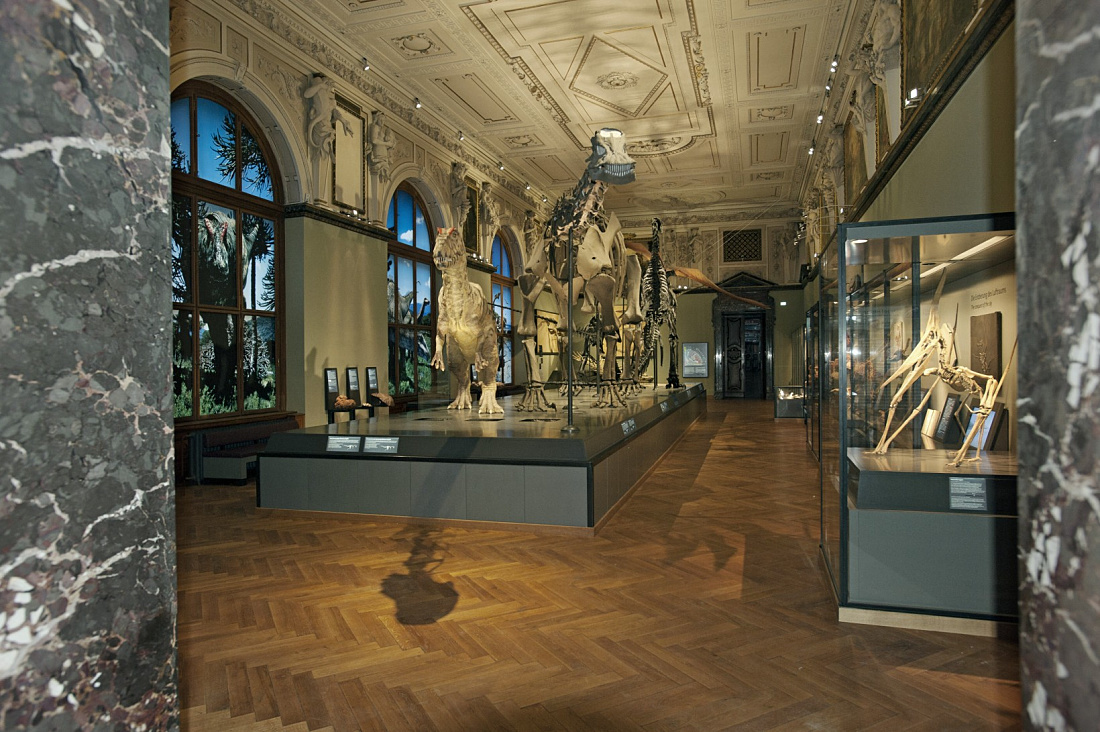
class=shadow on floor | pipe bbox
[381,527,458,625]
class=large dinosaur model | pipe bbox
[518,128,636,408]
[429,227,503,415]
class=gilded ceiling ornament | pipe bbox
[596,71,639,90]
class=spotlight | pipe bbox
[825,83,831,92]
[542,196,548,202]
[413,97,421,109]
[458,130,465,140]
[808,146,815,156]
[904,87,924,108]
[816,114,823,124]
[362,57,370,71]
[498,161,505,170]
[525,183,531,190]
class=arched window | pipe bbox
[386,183,436,399]
[490,231,516,385]
[170,82,283,421]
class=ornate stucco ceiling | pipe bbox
[281,0,855,223]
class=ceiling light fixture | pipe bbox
[413,97,421,109]
[542,196,548,202]
[498,161,505,170]
[525,183,531,190]
[458,130,464,141]
[817,114,823,124]
[362,57,370,71]
[825,83,831,92]
[808,146,815,156]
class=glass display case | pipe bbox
[774,385,804,419]
[819,212,1018,622]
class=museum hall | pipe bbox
[1,0,1097,729]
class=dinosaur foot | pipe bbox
[516,383,557,412]
[478,384,505,415]
[592,382,626,409]
[447,389,474,410]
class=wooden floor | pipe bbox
[178,399,1021,731]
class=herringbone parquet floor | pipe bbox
[178,399,1021,731]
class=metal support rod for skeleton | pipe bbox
[562,228,578,435]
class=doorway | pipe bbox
[721,312,766,399]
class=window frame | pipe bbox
[170,81,286,423]
[386,182,438,402]
[490,230,517,386]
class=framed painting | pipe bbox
[875,85,890,164]
[901,0,979,119]
[463,183,479,253]
[333,96,364,211]
[682,342,709,379]
[843,112,868,205]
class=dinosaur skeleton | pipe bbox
[872,271,1016,466]
[517,128,636,409]
[637,218,680,388]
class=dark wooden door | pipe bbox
[722,313,766,399]
[743,314,765,399]
[723,315,744,396]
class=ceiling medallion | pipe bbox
[596,71,639,90]
[394,33,435,55]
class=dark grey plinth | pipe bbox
[846,448,1017,617]
[258,385,706,528]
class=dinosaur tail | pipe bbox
[637,318,660,375]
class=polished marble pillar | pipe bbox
[1017,2,1100,728]
[0,0,176,728]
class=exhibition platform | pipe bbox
[257,384,706,533]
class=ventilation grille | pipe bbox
[722,229,763,262]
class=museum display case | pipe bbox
[774,385,804,419]
[818,212,1018,624]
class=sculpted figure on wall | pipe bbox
[303,73,352,204]
[368,110,396,184]
[821,128,846,213]
[450,162,470,223]
[480,181,499,231]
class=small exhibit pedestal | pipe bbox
[258,384,706,533]
[844,448,1018,623]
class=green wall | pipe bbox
[285,217,390,426]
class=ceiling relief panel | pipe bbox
[748,131,790,166]
[501,0,666,42]
[748,26,805,93]
[606,26,666,67]
[390,30,452,58]
[526,155,577,183]
[503,134,545,149]
[433,74,518,124]
[570,38,669,117]
[748,105,794,123]
[540,36,585,79]
[749,170,788,182]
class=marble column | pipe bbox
[1017,2,1100,729]
[0,1,177,729]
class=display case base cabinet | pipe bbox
[847,508,1017,617]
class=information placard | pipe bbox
[621,418,637,436]
[326,436,362,453]
[362,437,399,454]
[949,476,987,511]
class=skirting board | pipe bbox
[838,606,1017,638]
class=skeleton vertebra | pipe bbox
[429,228,503,415]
